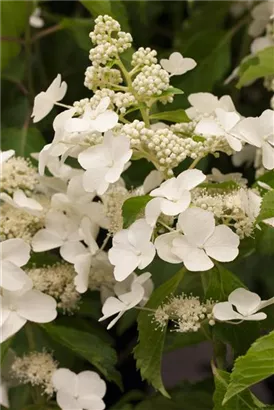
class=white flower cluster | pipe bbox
[11,351,58,396]
[84,65,123,91]
[131,47,158,67]
[28,262,81,313]
[132,64,170,99]
[154,293,215,332]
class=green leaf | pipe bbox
[156,87,184,98]
[8,385,32,410]
[164,331,205,353]
[237,47,274,88]
[256,190,274,223]
[254,170,274,190]
[80,0,130,32]
[122,195,151,228]
[1,1,31,70]
[149,109,190,123]
[256,225,274,255]
[1,127,46,158]
[201,264,245,301]
[1,337,13,364]
[134,268,186,397]
[41,323,122,388]
[213,366,264,410]
[61,17,93,51]
[135,379,213,410]
[224,331,274,404]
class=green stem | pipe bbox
[188,156,202,169]
[25,323,36,350]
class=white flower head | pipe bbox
[1,239,32,291]
[0,190,43,215]
[186,92,236,119]
[1,282,57,342]
[108,219,155,281]
[0,149,15,165]
[52,368,106,410]
[78,131,132,195]
[195,108,243,151]
[32,210,82,253]
[160,52,197,76]
[238,188,262,221]
[31,74,67,123]
[29,7,44,28]
[99,272,152,329]
[145,169,206,227]
[156,208,239,271]
[232,110,274,170]
[248,1,274,37]
[213,288,274,322]
[65,97,118,133]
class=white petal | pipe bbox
[155,232,182,263]
[65,117,90,133]
[60,241,88,264]
[0,381,9,408]
[128,218,153,249]
[82,168,109,195]
[31,92,54,123]
[0,149,15,164]
[32,229,64,252]
[262,141,274,170]
[213,302,243,321]
[0,311,26,343]
[243,312,267,321]
[78,371,106,399]
[78,146,109,170]
[112,252,140,281]
[177,208,215,247]
[99,296,125,321]
[143,170,164,194]
[46,73,67,102]
[195,119,224,137]
[176,169,206,191]
[1,238,31,266]
[17,290,57,323]
[150,178,178,200]
[91,110,118,132]
[215,109,240,132]
[74,254,92,293]
[172,236,214,271]
[160,195,191,216]
[228,288,261,316]
[138,242,156,269]
[225,134,242,152]
[0,295,11,326]
[263,217,274,227]
[204,225,239,262]
[13,190,43,212]
[78,396,105,410]
[56,391,80,410]
[145,197,163,227]
[52,368,77,396]
[1,260,31,291]
[188,93,219,114]
[105,163,124,183]
[231,117,262,147]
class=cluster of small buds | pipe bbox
[89,42,119,67]
[132,64,170,100]
[113,92,137,114]
[0,202,44,243]
[11,351,58,396]
[84,66,123,91]
[0,156,39,195]
[90,15,121,44]
[131,47,158,67]
[191,188,257,238]
[103,184,132,234]
[153,294,215,332]
[28,262,81,313]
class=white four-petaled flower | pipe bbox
[31,74,67,123]
[232,109,274,170]
[65,97,118,133]
[52,368,106,410]
[78,131,132,195]
[186,92,236,120]
[145,169,206,227]
[99,272,153,329]
[1,280,57,342]
[195,108,243,151]
[160,52,197,76]
[0,190,43,215]
[213,288,274,322]
[109,219,155,281]
[155,208,239,271]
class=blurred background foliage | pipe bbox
[1,1,274,407]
